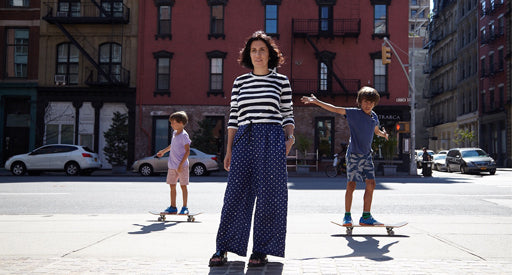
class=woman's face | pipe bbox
[250,40,269,71]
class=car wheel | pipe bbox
[65,162,80,176]
[490,170,496,175]
[460,165,466,174]
[191,163,207,176]
[11,162,26,176]
[139,164,154,176]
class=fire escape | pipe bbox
[291,18,361,97]
[42,1,130,87]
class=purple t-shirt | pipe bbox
[168,130,191,169]
[345,108,379,155]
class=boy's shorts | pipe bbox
[346,153,375,183]
[166,167,189,186]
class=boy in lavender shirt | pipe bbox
[157,111,191,215]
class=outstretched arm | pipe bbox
[300,94,346,115]
[375,126,389,140]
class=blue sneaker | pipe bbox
[343,215,353,226]
[164,206,177,214]
[359,215,383,226]
[179,207,189,215]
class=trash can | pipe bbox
[422,161,432,177]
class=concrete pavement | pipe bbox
[1,213,511,274]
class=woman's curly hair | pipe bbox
[238,30,285,70]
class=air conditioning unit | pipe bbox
[54,75,66,85]
[56,11,68,17]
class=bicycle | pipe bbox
[325,153,347,177]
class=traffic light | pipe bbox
[382,44,391,65]
[395,121,410,133]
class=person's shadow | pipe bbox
[128,221,179,234]
[332,236,399,261]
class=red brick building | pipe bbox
[478,0,510,166]
[136,0,410,170]
[0,0,40,164]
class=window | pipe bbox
[101,0,123,17]
[56,43,79,85]
[208,1,226,39]
[315,117,334,159]
[320,63,329,91]
[489,52,494,74]
[45,124,74,144]
[489,89,495,110]
[481,0,486,15]
[319,5,333,34]
[265,5,278,35]
[498,48,504,71]
[481,57,486,76]
[373,4,387,35]
[58,0,80,17]
[317,51,334,93]
[5,29,29,78]
[153,117,172,154]
[498,85,504,108]
[498,17,504,35]
[158,5,172,37]
[207,50,227,96]
[9,0,29,7]
[374,59,387,93]
[481,91,486,112]
[99,43,122,83]
[153,51,173,95]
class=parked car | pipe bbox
[432,154,448,171]
[131,148,219,176]
[445,148,496,175]
[415,149,434,168]
[4,144,102,176]
[437,150,448,155]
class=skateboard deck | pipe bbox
[149,211,202,222]
[331,221,407,236]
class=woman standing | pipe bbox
[209,31,295,267]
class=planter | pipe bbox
[111,165,127,174]
[383,164,397,176]
[296,165,310,174]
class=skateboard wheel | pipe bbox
[158,217,163,221]
[346,228,353,235]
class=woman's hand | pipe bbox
[300,94,317,105]
[223,151,232,171]
[285,139,294,156]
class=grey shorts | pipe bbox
[346,153,375,183]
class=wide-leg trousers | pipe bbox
[215,123,288,257]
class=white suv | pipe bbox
[5,144,102,176]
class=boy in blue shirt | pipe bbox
[301,86,389,226]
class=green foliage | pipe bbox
[103,111,128,166]
[453,128,475,147]
[191,118,217,154]
[373,134,397,161]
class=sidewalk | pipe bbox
[1,213,511,274]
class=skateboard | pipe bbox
[331,221,407,236]
[149,211,202,222]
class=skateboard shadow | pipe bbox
[128,222,179,234]
[208,261,284,275]
[331,236,399,262]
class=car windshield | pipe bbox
[461,150,488,158]
[434,155,446,160]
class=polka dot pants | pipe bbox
[215,123,288,257]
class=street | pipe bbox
[0,169,511,274]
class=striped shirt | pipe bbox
[228,71,295,129]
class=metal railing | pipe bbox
[292,19,360,37]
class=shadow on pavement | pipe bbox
[128,221,179,234]
[208,261,284,275]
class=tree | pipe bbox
[453,128,475,147]
[103,111,128,166]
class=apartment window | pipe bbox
[58,0,80,17]
[153,51,173,95]
[498,85,504,108]
[481,91,486,112]
[46,124,74,144]
[5,29,29,78]
[154,0,175,39]
[208,0,227,39]
[489,89,495,110]
[207,50,227,96]
[481,1,486,15]
[373,4,388,35]
[265,5,278,35]
[56,43,79,85]
[489,52,494,74]
[9,0,29,7]
[498,17,504,35]
[481,28,486,42]
[319,5,333,34]
[99,43,122,83]
[153,117,172,154]
[498,48,504,71]
[101,0,123,17]
[317,51,334,93]
[481,57,486,76]
[374,59,387,93]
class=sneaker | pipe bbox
[343,215,353,226]
[179,206,189,215]
[163,206,177,214]
[359,215,383,226]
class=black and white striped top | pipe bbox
[228,71,295,129]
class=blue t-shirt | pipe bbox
[345,108,379,155]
